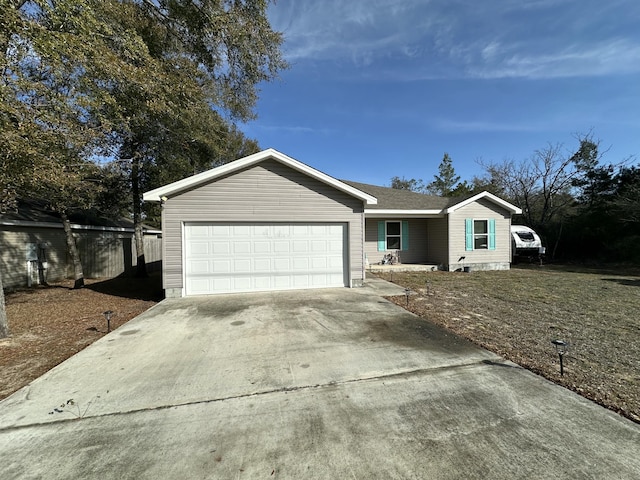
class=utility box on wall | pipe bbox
[26,243,38,261]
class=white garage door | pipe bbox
[184,223,347,295]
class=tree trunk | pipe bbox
[0,273,9,338]
[132,157,147,278]
[552,221,563,260]
[61,211,85,288]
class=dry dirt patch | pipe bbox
[382,265,640,424]
[0,275,162,400]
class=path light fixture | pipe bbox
[404,288,411,306]
[551,339,569,376]
[103,310,114,333]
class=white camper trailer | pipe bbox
[511,225,543,261]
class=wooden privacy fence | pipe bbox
[0,223,162,289]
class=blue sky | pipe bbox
[240,0,640,186]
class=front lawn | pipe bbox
[381,265,640,424]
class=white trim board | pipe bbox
[144,148,378,206]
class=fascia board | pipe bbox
[364,209,444,218]
[0,219,137,233]
[143,148,378,205]
[444,192,522,214]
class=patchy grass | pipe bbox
[381,265,640,424]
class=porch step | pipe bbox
[367,264,439,273]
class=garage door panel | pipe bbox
[292,241,309,252]
[328,240,343,252]
[233,242,251,254]
[254,259,271,271]
[212,225,230,236]
[212,278,232,291]
[273,258,290,271]
[254,241,271,253]
[211,242,230,254]
[185,223,346,295]
[188,278,211,295]
[188,242,209,255]
[274,276,291,288]
[212,260,231,273]
[233,277,252,290]
[311,257,327,268]
[328,256,344,268]
[233,225,251,236]
[293,258,309,270]
[233,259,252,272]
[273,241,289,253]
[189,225,210,237]
[311,240,327,252]
[292,275,310,287]
[189,261,212,274]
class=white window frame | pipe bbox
[473,219,489,250]
[385,221,402,250]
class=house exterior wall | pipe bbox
[161,159,365,296]
[0,225,161,289]
[446,198,512,271]
[364,218,432,265]
[426,216,449,268]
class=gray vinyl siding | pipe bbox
[0,226,67,288]
[364,219,431,265]
[426,217,449,267]
[0,225,161,289]
[161,159,365,292]
[447,198,512,270]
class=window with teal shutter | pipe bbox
[377,221,385,251]
[465,219,473,251]
[488,219,496,250]
[401,221,409,250]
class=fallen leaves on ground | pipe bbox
[0,275,162,400]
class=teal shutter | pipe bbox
[401,221,409,250]
[465,218,473,251]
[488,219,496,250]
[377,221,385,251]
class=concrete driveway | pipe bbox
[1,278,639,479]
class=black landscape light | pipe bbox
[103,310,114,333]
[551,339,569,376]
[404,288,411,306]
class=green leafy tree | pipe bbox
[426,153,461,196]
[2,0,286,280]
[1,0,148,288]
[102,0,286,276]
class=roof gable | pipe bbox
[444,191,522,214]
[143,149,377,205]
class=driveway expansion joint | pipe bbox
[0,358,511,433]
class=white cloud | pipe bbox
[253,124,335,135]
[432,118,544,133]
[269,0,441,63]
[469,39,640,79]
[269,0,640,80]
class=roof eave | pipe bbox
[444,191,522,214]
[364,209,445,218]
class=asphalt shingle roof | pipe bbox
[342,180,462,210]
